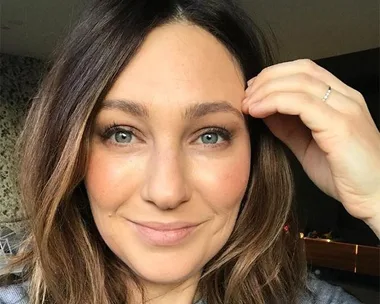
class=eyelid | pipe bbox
[99,123,234,147]
[101,125,132,138]
[100,124,141,145]
[193,126,233,144]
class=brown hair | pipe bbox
[2,0,307,303]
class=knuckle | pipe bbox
[295,73,315,87]
[298,59,317,71]
[352,89,365,103]
[348,100,363,114]
[301,92,312,101]
[259,65,272,78]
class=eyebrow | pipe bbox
[101,99,244,120]
[101,99,149,118]
[184,101,243,120]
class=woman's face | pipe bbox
[85,23,250,285]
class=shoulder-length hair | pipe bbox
[3,0,307,303]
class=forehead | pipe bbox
[105,22,245,109]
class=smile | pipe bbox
[128,220,201,246]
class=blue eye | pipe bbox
[114,131,133,143]
[100,125,233,148]
[101,125,136,145]
[201,132,220,144]
[197,128,232,146]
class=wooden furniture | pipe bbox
[304,237,380,276]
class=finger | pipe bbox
[245,91,342,134]
[263,114,313,162]
[245,73,327,101]
[243,74,363,116]
[246,59,365,105]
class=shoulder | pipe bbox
[0,282,29,304]
[197,274,361,304]
[299,273,362,304]
[0,276,361,304]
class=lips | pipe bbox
[132,221,199,230]
[128,220,200,246]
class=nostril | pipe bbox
[141,152,191,209]
[141,178,191,210]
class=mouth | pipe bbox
[128,220,202,246]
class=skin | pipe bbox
[243,60,380,237]
[85,23,250,303]
[84,17,380,304]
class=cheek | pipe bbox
[218,159,250,203]
[84,148,141,211]
[193,144,251,212]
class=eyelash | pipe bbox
[99,123,234,148]
[100,123,137,142]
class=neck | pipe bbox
[129,272,202,304]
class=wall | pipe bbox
[0,53,46,250]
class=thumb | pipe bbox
[263,114,312,162]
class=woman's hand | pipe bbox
[242,59,380,238]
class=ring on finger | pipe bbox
[322,86,332,102]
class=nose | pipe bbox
[141,149,191,210]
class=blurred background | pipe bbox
[1,0,379,61]
[1,0,379,302]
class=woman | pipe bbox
[1,0,379,303]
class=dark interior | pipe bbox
[292,47,379,303]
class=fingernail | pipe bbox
[247,77,256,86]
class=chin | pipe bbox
[97,217,230,285]
[122,250,203,284]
